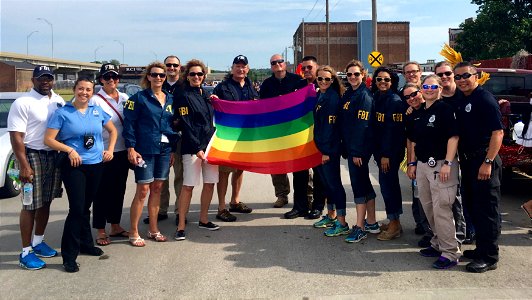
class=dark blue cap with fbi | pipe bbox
[233,55,248,65]
[33,65,54,78]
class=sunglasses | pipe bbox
[454,73,477,80]
[436,71,453,77]
[422,84,439,90]
[165,63,180,68]
[149,72,166,78]
[404,90,420,99]
[317,77,332,82]
[301,65,313,71]
[188,72,204,77]
[376,77,391,83]
[270,59,284,66]
[346,72,361,77]
[102,73,119,81]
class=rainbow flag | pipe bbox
[206,85,322,174]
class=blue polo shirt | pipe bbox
[48,102,111,165]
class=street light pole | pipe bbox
[94,45,103,62]
[26,31,39,56]
[36,18,53,58]
[114,40,124,64]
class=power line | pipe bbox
[332,0,341,11]
[305,0,320,19]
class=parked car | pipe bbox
[93,83,142,97]
[0,92,24,198]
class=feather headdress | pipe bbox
[439,43,490,85]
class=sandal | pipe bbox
[96,235,111,246]
[109,230,129,238]
[147,231,167,242]
[129,236,145,247]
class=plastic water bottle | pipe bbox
[22,182,33,205]
[136,158,147,168]
[7,166,21,190]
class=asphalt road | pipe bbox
[1,161,531,299]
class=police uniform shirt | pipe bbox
[405,103,425,143]
[456,86,503,154]
[441,89,463,113]
[412,101,458,162]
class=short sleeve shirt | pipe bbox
[7,89,65,150]
[89,89,128,151]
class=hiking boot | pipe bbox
[229,202,252,213]
[216,209,237,222]
[313,215,336,228]
[419,246,442,257]
[273,197,288,208]
[364,220,381,234]
[324,220,350,237]
[377,220,402,241]
[32,241,57,258]
[19,252,46,270]
[345,225,368,243]
[432,256,458,269]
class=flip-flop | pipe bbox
[96,236,111,246]
[521,204,532,220]
[109,230,129,238]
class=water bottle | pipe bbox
[136,158,147,168]
[22,182,33,205]
[7,164,21,190]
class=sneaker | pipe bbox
[313,215,337,228]
[19,252,46,270]
[273,197,288,208]
[198,221,220,231]
[432,256,458,269]
[345,226,368,243]
[324,221,350,237]
[216,209,237,222]
[174,230,186,241]
[63,261,80,273]
[229,202,252,213]
[32,241,57,258]
[419,246,442,257]
[364,220,381,234]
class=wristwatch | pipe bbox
[484,158,494,165]
[443,160,452,166]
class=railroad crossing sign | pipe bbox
[368,51,384,67]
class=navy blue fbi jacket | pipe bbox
[174,85,215,155]
[213,77,259,101]
[372,90,407,158]
[314,88,342,156]
[122,88,178,154]
[340,84,374,158]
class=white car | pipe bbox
[0,92,24,198]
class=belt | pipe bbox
[418,156,445,163]
[460,148,487,160]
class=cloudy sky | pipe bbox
[1,0,478,70]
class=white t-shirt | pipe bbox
[89,89,128,151]
[516,112,532,147]
[7,88,65,150]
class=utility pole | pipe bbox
[302,18,305,58]
[372,0,377,51]
[326,0,330,65]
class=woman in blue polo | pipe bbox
[44,77,117,273]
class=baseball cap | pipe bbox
[33,65,54,78]
[100,63,119,76]
[233,55,248,65]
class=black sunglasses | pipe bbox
[149,73,166,78]
[102,73,119,81]
[301,65,313,71]
[454,73,477,80]
[436,71,453,77]
[346,72,361,77]
[270,59,284,66]
[404,90,420,99]
[188,72,204,77]
[317,77,332,82]
[376,77,391,83]
[166,63,180,68]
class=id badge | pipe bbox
[427,157,436,168]
[84,134,95,149]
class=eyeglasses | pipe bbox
[422,84,439,90]
[188,72,204,77]
[102,73,119,81]
[454,73,477,80]
[404,90,420,99]
[405,70,420,75]
[436,71,453,77]
[317,77,332,82]
[301,65,313,71]
[270,59,284,66]
[149,73,166,78]
[346,72,361,77]
[166,63,180,68]
[376,77,391,83]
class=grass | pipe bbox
[54,89,74,101]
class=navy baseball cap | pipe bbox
[233,55,248,65]
[33,65,54,78]
[100,63,119,76]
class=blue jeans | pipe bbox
[134,143,172,183]
[316,154,346,216]
[375,153,403,220]
[347,155,376,205]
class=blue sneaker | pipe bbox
[432,256,458,269]
[19,252,46,270]
[33,242,57,258]
[313,215,336,228]
[324,221,350,237]
[364,220,381,234]
[345,225,368,243]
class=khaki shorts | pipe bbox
[182,154,219,186]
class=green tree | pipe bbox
[455,0,532,60]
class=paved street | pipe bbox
[1,162,531,299]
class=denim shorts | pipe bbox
[134,143,172,184]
